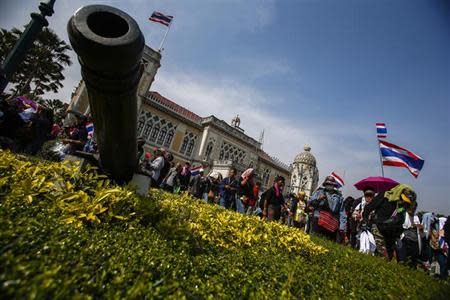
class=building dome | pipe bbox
[294,145,316,166]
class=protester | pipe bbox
[362,184,416,261]
[288,192,307,228]
[351,187,376,249]
[146,149,165,187]
[444,216,450,273]
[428,217,448,279]
[341,196,355,245]
[238,168,256,214]
[179,162,191,191]
[157,152,173,187]
[308,176,345,241]
[188,168,205,199]
[262,176,287,221]
[162,162,182,193]
[398,202,422,268]
[219,167,239,209]
[205,171,223,204]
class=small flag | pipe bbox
[190,166,204,177]
[149,11,173,26]
[379,139,424,178]
[86,122,94,139]
[330,172,345,188]
[376,123,387,139]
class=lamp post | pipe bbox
[0,0,56,95]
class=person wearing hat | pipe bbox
[307,176,345,241]
[262,175,287,221]
[349,187,376,249]
[362,184,417,261]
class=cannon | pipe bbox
[67,5,145,183]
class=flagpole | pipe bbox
[377,139,385,177]
[158,19,172,52]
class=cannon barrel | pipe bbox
[67,5,145,183]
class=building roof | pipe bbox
[258,150,290,173]
[146,91,203,124]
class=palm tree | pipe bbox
[0,27,72,97]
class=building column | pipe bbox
[197,126,210,159]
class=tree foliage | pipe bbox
[0,27,72,97]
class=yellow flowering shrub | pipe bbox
[156,190,327,256]
[0,150,139,228]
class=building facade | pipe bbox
[139,91,291,192]
[290,145,319,198]
[66,44,291,192]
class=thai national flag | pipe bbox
[330,172,345,188]
[376,123,387,139]
[190,166,203,177]
[86,122,94,139]
[149,11,173,26]
[379,140,424,178]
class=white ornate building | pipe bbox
[66,44,290,192]
[290,145,319,198]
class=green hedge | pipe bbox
[1,150,449,299]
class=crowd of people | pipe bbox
[0,96,98,160]
[2,96,449,280]
[140,148,449,280]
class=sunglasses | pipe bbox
[364,192,375,197]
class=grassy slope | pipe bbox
[0,151,449,299]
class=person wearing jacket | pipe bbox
[262,176,286,221]
[308,176,345,241]
[219,167,239,209]
[362,184,416,261]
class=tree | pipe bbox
[0,27,72,98]
[36,98,69,123]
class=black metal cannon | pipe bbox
[67,5,144,183]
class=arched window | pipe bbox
[149,123,160,142]
[186,140,195,156]
[137,117,145,135]
[143,123,152,139]
[180,136,189,154]
[157,127,167,145]
[164,130,174,148]
[205,142,214,160]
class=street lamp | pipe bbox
[0,0,56,95]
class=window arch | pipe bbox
[180,136,189,154]
[136,110,177,147]
[186,140,195,156]
[179,131,198,157]
[164,129,174,148]
[157,127,167,145]
[205,141,214,160]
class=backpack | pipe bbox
[376,204,406,236]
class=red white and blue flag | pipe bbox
[330,172,345,188]
[190,166,204,177]
[149,11,173,26]
[379,139,424,178]
[376,123,387,139]
[86,122,94,139]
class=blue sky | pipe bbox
[1,0,449,214]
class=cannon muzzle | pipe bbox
[68,5,145,183]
